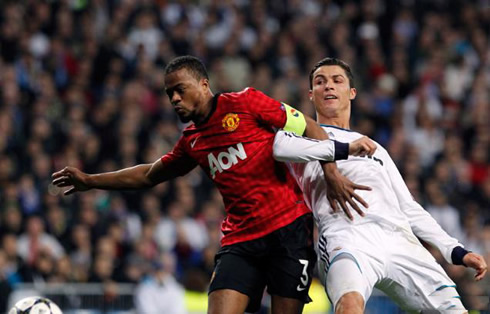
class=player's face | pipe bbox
[164,68,209,123]
[309,65,356,117]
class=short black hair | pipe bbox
[164,55,209,80]
[309,58,355,89]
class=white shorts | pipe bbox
[316,222,466,312]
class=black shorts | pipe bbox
[209,214,316,313]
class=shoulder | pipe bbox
[220,87,261,101]
[218,87,273,112]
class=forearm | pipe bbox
[407,203,464,264]
[86,164,155,190]
[273,131,348,162]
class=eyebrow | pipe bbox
[314,74,345,81]
[165,83,184,93]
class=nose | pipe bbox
[171,92,182,105]
[324,79,334,90]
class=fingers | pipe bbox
[350,137,377,157]
[338,200,353,221]
[52,167,79,195]
[366,139,377,156]
[352,183,372,191]
[64,187,76,195]
[474,257,487,281]
[464,254,488,281]
[351,192,368,211]
[51,169,66,179]
[52,176,73,187]
[52,167,76,181]
[346,197,365,217]
[327,196,339,214]
[475,267,487,281]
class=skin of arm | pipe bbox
[52,159,179,195]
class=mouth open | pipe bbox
[324,95,338,100]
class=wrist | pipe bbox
[84,174,94,189]
[451,246,470,266]
[334,141,349,160]
[320,162,340,177]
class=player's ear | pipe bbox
[350,87,357,100]
[308,90,313,101]
[200,78,209,90]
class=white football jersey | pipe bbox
[274,126,463,264]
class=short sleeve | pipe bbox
[245,88,287,129]
[160,137,198,177]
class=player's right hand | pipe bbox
[463,252,488,281]
[52,166,91,195]
[349,136,377,157]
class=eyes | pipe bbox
[314,76,345,86]
[166,86,186,99]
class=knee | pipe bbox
[335,292,364,314]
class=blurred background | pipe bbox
[0,0,488,313]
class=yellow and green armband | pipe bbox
[282,103,307,135]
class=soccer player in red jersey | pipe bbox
[52,56,373,314]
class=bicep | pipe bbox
[151,138,199,184]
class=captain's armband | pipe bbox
[282,103,307,135]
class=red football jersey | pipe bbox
[160,88,310,246]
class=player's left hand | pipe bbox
[463,252,487,281]
[321,163,371,220]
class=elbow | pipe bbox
[272,143,285,162]
[272,135,288,162]
[143,165,159,188]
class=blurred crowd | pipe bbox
[0,0,488,312]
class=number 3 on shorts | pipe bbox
[297,259,309,291]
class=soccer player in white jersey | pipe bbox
[272,58,488,313]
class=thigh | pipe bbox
[383,236,466,312]
[317,231,380,310]
[265,214,317,305]
[270,295,305,314]
[208,289,249,314]
[209,251,265,313]
[322,252,375,310]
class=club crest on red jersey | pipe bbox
[222,113,240,132]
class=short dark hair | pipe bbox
[164,55,209,80]
[309,58,355,89]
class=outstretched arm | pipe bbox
[385,152,487,280]
[52,136,198,195]
[52,159,170,195]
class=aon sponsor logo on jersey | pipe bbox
[208,143,247,179]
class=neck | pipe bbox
[317,110,350,129]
